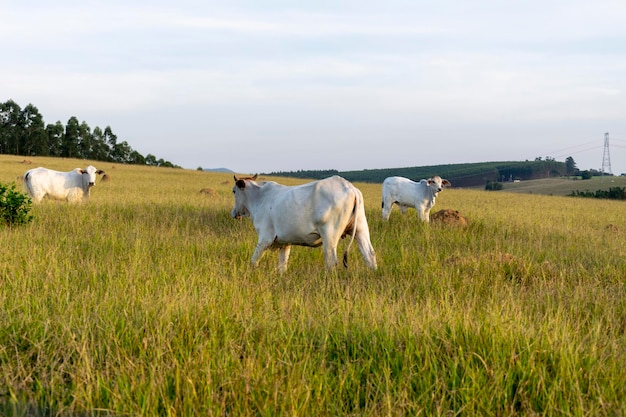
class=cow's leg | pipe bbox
[322,242,339,268]
[251,240,272,267]
[320,231,340,269]
[277,246,291,273]
[381,200,393,221]
[28,189,45,203]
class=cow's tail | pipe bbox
[343,192,360,268]
[23,172,32,195]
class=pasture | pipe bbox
[1,156,626,416]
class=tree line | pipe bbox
[0,99,178,167]
[268,159,578,187]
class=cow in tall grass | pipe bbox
[24,166,105,203]
[382,176,451,222]
[231,175,378,273]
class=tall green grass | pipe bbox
[1,156,625,415]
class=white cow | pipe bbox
[24,166,105,203]
[232,175,377,273]
[382,175,451,222]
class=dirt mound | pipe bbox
[431,209,468,227]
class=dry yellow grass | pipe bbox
[1,154,626,416]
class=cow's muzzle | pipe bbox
[231,207,249,219]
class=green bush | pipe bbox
[0,181,33,226]
[485,181,503,191]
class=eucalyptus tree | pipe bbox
[565,156,578,176]
[77,120,92,159]
[21,104,47,156]
[62,117,80,158]
[46,121,64,157]
[90,126,112,161]
[0,99,22,154]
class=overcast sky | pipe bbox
[3,0,626,174]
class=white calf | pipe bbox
[24,166,105,203]
[382,175,451,222]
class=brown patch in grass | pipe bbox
[445,252,559,282]
[199,188,217,196]
[445,252,518,267]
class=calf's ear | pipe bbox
[96,170,105,175]
[443,179,451,186]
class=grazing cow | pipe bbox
[232,175,377,273]
[382,175,451,222]
[24,166,105,203]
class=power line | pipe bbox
[545,141,600,158]
[550,145,603,159]
[545,137,626,159]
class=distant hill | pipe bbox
[501,176,626,196]
[203,168,234,173]
[266,160,569,187]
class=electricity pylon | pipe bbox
[601,132,612,176]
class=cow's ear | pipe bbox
[78,169,85,174]
[443,179,451,186]
[252,174,258,181]
[235,179,246,189]
[427,178,433,185]
[96,170,105,175]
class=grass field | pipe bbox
[1,155,626,416]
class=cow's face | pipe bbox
[231,174,257,219]
[80,165,105,187]
[427,176,451,193]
